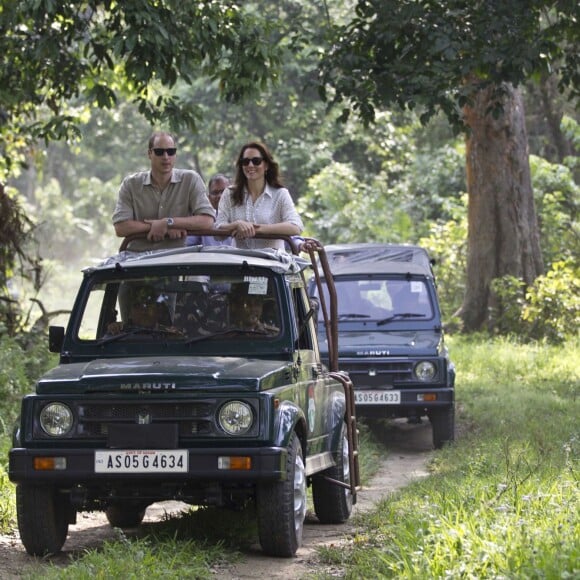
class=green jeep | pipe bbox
[309,243,455,449]
[9,236,359,557]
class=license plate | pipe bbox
[95,450,188,473]
[354,390,401,405]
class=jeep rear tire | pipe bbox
[256,432,306,557]
[312,422,353,523]
[16,484,69,556]
[430,405,455,449]
[106,503,147,528]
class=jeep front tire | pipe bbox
[256,432,306,557]
[430,405,455,449]
[312,422,353,523]
[16,484,70,556]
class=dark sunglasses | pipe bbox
[241,157,263,167]
[151,148,177,157]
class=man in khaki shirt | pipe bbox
[112,131,215,252]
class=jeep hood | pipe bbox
[320,329,443,357]
[35,356,293,394]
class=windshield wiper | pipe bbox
[184,328,271,345]
[376,313,427,326]
[98,326,182,345]
[338,313,371,320]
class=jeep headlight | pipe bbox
[40,402,73,436]
[414,361,436,382]
[218,401,253,435]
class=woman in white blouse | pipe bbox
[215,141,304,250]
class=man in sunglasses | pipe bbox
[112,131,215,252]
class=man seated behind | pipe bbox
[229,292,279,335]
[107,285,182,336]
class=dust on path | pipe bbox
[0,420,433,580]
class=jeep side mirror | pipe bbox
[49,326,65,353]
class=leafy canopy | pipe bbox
[0,0,283,168]
[319,0,579,128]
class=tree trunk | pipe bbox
[458,83,543,332]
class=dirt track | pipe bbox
[0,420,433,579]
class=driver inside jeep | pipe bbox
[106,286,183,337]
[228,292,280,335]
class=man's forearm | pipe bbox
[114,220,151,237]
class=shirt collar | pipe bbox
[244,183,273,198]
[145,170,178,185]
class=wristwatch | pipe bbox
[166,217,175,227]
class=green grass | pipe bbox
[29,531,230,579]
[2,335,579,577]
[316,335,580,578]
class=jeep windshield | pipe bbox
[313,278,434,323]
[75,268,284,351]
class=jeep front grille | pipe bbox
[340,360,415,387]
[78,401,214,438]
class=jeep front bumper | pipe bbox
[9,445,287,485]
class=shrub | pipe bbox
[523,260,580,343]
[531,155,580,268]
[489,275,528,336]
[489,260,580,344]
[0,335,56,442]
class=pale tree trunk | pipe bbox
[458,83,543,332]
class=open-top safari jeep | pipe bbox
[9,233,360,557]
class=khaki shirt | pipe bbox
[113,169,215,251]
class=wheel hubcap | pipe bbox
[293,452,306,541]
[343,434,353,509]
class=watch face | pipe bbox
[167,218,174,226]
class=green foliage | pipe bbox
[0,465,15,533]
[490,260,580,344]
[407,141,466,227]
[320,335,580,578]
[320,0,579,130]
[31,176,118,262]
[531,154,580,267]
[298,161,416,244]
[0,333,55,534]
[419,195,468,321]
[297,111,467,246]
[489,275,528,336]
[523,260,580,343]
[0,336,56,441]
[0,186,38,337]
[0,1,285,172]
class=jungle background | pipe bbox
[0,2,578,576]
[0,0,578,432]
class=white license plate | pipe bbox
[355,390,401,405]
[95,450,188,473]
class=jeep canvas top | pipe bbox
[309,242,455,449]
[9,235,360,558]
